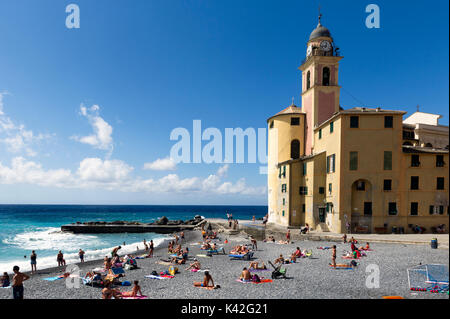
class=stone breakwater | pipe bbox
[61,215,206,234]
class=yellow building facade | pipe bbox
[267,17,449,234]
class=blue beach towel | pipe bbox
[43,276,64,281]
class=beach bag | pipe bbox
[251,274,261,283]
[122,281,131,286]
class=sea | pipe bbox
[0,205,267,273]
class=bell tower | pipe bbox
[299,13,343,155]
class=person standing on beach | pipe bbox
[143,239,148,251]
[30,251,37,274]
[12,266,30,299]
[79,249,85,263]
[147,240,154,258]
[286,229,291,243]
[250,236,257,251]
[331,245,337,268]
[57,251,65,267]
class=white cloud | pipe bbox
[0,92,52,157]
[143,157,177,171]
[72,104,113,156]
[0,157,266,197]
[217,164,229,177]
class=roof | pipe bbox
[309,23,332,41]
[267,103,305,122]
[402,145,449,154]
[340,107,406,114]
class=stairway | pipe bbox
[316,223,330,232]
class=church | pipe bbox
[266,15,449,234]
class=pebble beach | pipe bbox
[0,224,448,300]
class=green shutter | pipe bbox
[319,129,322,139]
[350,152,358,170]
[384,151,392,170]
[330,122,334,133]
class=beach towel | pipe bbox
[122,295,148,299]
[156,261,172,265]
[145,275,169,280]
[112,267,125,274]
[196,254,211,258]
[236,279,273,284]
[317,247,331,250]
[43,276,64,281]
[0,286,11,289]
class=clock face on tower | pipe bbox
[320,40,332,52]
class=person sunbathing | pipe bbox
[359,242,370,250]
[274,254,285,265]
[249,261,266,270]
[239,267,251,282]
[102,281,121,299]
[120,280,143,298]
[104,257,112,270]
[168,241,174,253]
[278,240,289,244]
[186,259,201,271]
[263,236,276,243]
[289,253,297,263]
[194,271,216,288]
[293,247,303,258]
[201,242,211,250]
[174,244,182,255]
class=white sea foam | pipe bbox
[0,228,170,273]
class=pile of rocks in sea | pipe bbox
[73,215,204,226]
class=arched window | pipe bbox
[306,71,311,90]
[323,67,330,86]
[425,143,433,148]
[291,139,300,159]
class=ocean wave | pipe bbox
[0,229,170,273]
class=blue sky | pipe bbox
[0,0,448,205]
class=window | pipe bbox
[350,152,358,171]
[302,204,305,213]
[410,202,419,216]
[411,155,420,167]
[302,163,307,176]
[326,154,336,173]
[364,202,372,216]
[282,210,285,217]
[330,121,334,133]
[281,184,287,193]
[299,186,308,195]
[319,129,322,139]
[356,181,365,191]
[429,205,435,215]
[383,179,392,191]
[388,202,397,215]
[328,183,332,194]
[384,116,393,128]
[319,187,325,194]
[282,198,285,206]
[323,67,330,86]
[291,117,300,126]
[410,176,419,190]
[350,116,359,128]
[436,155,445,167]
[306,71,311,90]
[437,177,445,190]
[278,166,286,178]
[438,206,444,215]
[291,140,300,159]
[269,121,274,129]
[384,151,392,170]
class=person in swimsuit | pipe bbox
[286,229,291,243]
[120,280,143,298]
[1,272,10,288]
[79,249,85,263]
[250,236,258,250]
[111,246,121,258]
[240,267,251,282]
[274,254,285,265]
[12,266,30,299]
[186,258,201,271]
[147,240,154,258]
[194,271,215,288]
[57,251,65,267]
[249,260,266,270]
[30,251,37,274]
[143,239,148,251]
[102,281,121,299]
[104,257,112,270]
